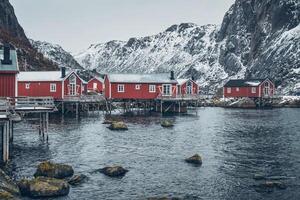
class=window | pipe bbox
[135,84,141,90]
[93,82,97,90]
[118,84,124,92]
[162,84,172,96]
[50,83,56,92]
[227,87,231,93]
[149,85,156,93]
[236,87,240,92]
[25,83,30,89]
[251,87,256,93]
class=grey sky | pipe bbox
[10,0,235,53]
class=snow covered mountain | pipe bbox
[75,0,300,94]
[30,40,83,70]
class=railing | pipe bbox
[156,93,199,100]
[8,97,55,109]
[63,94,105,102]
[0,98,11,114]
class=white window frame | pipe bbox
[149,85,156,93]
[227,87,231,93]
[236,87,240,92]
[135,84,141,90]
[162,84,172,96]
[50,83,57,92]
[25,83,30,89]
[117,84,125,93]
[251,87,256,94]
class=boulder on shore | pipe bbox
[67,174,88,186]
[34,161,74,179]
[161,120,174,128]
[185,154,202,165]
[18,177,70,198]
[0,169,20,197]
[0,190,19,200]
[99,166,128,177]
[108,121,128,131]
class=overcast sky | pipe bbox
[10,0,234,53]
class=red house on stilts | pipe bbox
[104,72,178,100]
[223,78,275,98]
[18,68,85,100]
[87,76,104,94]
[0,44,19,98]
[176,78,199,96]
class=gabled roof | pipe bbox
[0,50,19,72]
[89,76,104,83]
[18,71,83,82]
[177,78,198,85]
[224,79,268,87]
[106,73,177,84]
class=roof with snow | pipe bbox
[0,49,18,72]
[224,79,269,87]
[106,73,177,84]
[18,71,82,82]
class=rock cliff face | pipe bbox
[0,0,58,71]
[30,40,83,70]
[75,0,300,94]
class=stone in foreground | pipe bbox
[67,174,88,186]
[161,120,174,128]
[34,161,74,179]
[185,154,202,165]
[18,177,70,198]
[99,166,129,177]
[108,121,128,131]
[0,190,19,200]
[0,169,20,197]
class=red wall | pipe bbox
[18,81,63,99]
[87,78,103,93]
[105,79,177,99]
[63,74,83,97]
[179,80,199,95]
[0,74,16,97]
[223,80,275,98]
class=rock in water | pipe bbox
[67,174,87,186]
[34,161,74,179]
[108,121,128,131]
[185,154,202,165]
[18,177,70,198]
[0,190,19,200]
[99,166,129,177]
[0,169,20,196]
[161,120,174,128]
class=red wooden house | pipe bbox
[18,68,84,100]
[104,72,178,100]
[223,78,275,98]
[0,44,19,98]
[87,76,104,94]
[177,78,199,96]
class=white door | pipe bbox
[69,74,77,96]
[162,84,172,96]
[186,81,192,94]
[93,83,97,90]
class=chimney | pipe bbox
[61,67,66,78]
[191,76,195,81]
[1,44,12,65]
[170,71,175,80]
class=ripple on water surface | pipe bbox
[8,108,300,200]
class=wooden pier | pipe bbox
[0,97,57,164]
[57,94,106,117]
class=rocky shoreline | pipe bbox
[199,96,300,109]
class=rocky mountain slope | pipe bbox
[75,0,300,94]
[30,40,83,70]
[0,0,57,71]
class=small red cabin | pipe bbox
[177,78,199,96]
[0,44,19,98]
[104,73,178,100]
[87,77,104,94]
[223,78,275,98]
[18,68,84,100]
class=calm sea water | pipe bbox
[7,108,300,200]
